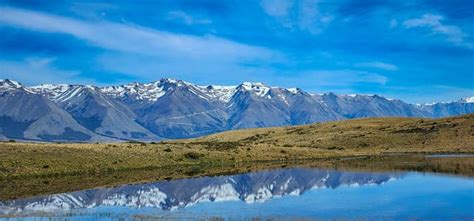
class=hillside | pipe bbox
[197,114,474,152]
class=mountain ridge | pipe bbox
[0,78,473,141]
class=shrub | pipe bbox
[183,152,203,160]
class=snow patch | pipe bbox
[460,96,474,103]
[240,82,270,97]
[244,186,273,203]
[101,81,166,102]
[287,88,299,94]
[195,85,237,103]
[20,194,84,212]
[187,183,240,207]
[101,188,167,208]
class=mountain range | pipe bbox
[0,78,473,142]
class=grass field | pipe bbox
[0,114,473,200]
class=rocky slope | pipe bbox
[0,80,106,142]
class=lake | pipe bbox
[1,163,473,220]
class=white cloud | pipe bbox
[403,14,472,48]
[0,6,285,83]
[297,0,333,34]
[0,7,278,62]
[355,62,398,71]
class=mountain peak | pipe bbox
[158,78,193,87]
[101,80,168,102]
[321,92,338,97]
[159,78,180,83]
[240,81,268,88]
[0,79,23,90]
[238,82,270,97]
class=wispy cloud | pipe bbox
[297,0,333,34]
[403,14,472,49]
[0,7,277,61]
[0,6,284,83]
[355,62,398,71]
[260,0,333,34]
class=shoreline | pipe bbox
[1,152,473,201]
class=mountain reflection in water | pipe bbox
[2,167,473,220]
[1,168,401,214]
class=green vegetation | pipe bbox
[0,114,473,200]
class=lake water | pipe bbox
[1,166,473,220]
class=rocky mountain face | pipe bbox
[0,78,472,141]
[0,168,402,214]
[30,84,158,141]
[0,80,105,142]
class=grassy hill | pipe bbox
[197,114,474,153]
[0,114,473,199]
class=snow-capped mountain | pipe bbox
[0,78,473,141]
[31,84,159,140]
[459,96,474,103]
[134,79,228,138]
[0,79,24,91]
[0,80,107,142]
[0,168,402,215]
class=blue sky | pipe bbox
[0,0,472,103]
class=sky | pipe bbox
[0,0,473,103]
